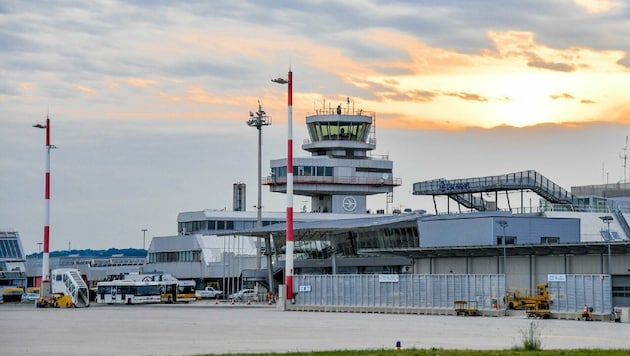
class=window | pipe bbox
[541,237,559,244]
[0,239,22,259]
[497,236,516,245]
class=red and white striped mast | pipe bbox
[272,68,294,302]
[33,116,54,297]
[285,69,294,302]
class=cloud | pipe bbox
[527,59,575,72]
[378,89,438,103]
[573,0,622,14]
[550,93,575,100]
[128,78,159,89]
[443,91,489,102]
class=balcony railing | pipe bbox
[263,175,401,186]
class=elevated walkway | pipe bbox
[413,170,582,211]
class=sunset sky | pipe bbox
[2,1,630,252]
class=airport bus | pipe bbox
[158,279,197,303]
[96,280,161,304]
[174,279,197,303]
[117,272,197,303]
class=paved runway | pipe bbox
[1,300,629,355]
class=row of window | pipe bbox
[180,220,234,233]
[307,121,371,142]
[612,286,630,297]
[178,220,283,234]
[148,250,201,263]
[272,166,334,178]
[496,236,561,245]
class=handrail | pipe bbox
[263,175,402,186]
[413,170,581,210]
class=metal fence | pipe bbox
[548,274,612,314]
[294,274,505,310]
[293,273,612,314]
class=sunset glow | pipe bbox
[2,1,630,251]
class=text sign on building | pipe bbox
[379,274,399,283]
[299,285,311,292]
[548,274,566,282]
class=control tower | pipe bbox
[264,100,401,214]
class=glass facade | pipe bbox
[289,226,419,259]
[178,220,282,235]
[307,121,370,142]
[0,238,23,259]
[148,250,201,263]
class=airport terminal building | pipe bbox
[142,106,630,314]
[22,105,630,317]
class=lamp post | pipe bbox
[599,216,613,275]
[247,102,271,264]
[272,69,294,302]
[33,116,56,299]
[497,220,508,297]
[141,228,148,251]
[247,101,271,295]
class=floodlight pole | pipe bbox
[600,216,613,275]
[247,102,272,293]
[497,220,508,299]
[33,116,55,299]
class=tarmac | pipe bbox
[1,300,629,356]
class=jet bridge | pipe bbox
[413,170,583,213]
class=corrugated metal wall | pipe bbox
[549,274,612,313]
[294,274,505,309]
[294,273,612,313]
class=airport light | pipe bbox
[33,116,56,299]
[497,220,508,296]
[272,69,294,302]
[599,216,613,275]
[246,101,272,292]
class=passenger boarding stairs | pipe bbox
[413,170,583,211]
[51,268,90,307]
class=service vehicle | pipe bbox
[96,280,162,304]
[196,286,224,299]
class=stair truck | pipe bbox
[36,268,90,308]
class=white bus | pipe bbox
[120,272,198,303]
[96,280,161,305]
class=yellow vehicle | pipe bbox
[454,300,479,316]
[159,280,197,303]
[2,287,25,303]
[525,299,551,319]
[36,293,74,308]
[505,283,549,310]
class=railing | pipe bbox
[308,107,374,118]
[414,170,581,209]
[263,175,402,186]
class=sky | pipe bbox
[2,0,630,253]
